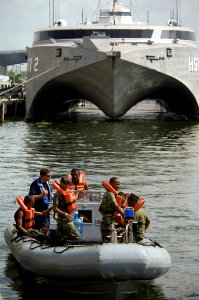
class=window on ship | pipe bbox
[33,29,153,42]
[161,30,196,41]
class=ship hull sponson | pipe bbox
[25,39,199,121]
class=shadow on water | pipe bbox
[4,254,168,300]
[54,100,197,123]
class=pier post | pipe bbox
[0,101,5,123]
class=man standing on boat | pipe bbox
[52,176,80,245]
[29,168,53,234]
[99,177,124,243]
[67,168,89,201]
[68,168,89,191]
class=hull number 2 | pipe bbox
[27,57,39,72]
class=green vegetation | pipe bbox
[7,70,27,85]
[35,121,52,128]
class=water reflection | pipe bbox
[4,254,168,300]
[22,115,199,196]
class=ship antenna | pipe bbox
[175,0,181,26]
[52,0,55,25]
[175,0,178,25]
[49,0,55,27]
[112,0,117,25]
[49,0,51,26]
[91,0,101,23]
[130,0,132,16]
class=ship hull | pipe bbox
[25,38,199,121]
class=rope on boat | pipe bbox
[54,245,73,253]
[10,227,162,253]
[10,227,102,253]
[11,226,49,247]
[0,63,62,97]
[53,240,102,253]
[137,238,163,248]
[150,239,163,248]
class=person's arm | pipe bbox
[16,211,37,238]
[42,205,53,215]
[115,204,124,217]
[34,206,53,216]
[34,211,43,217]
[112,194,124,217]
[145,216,150,230]
[98,203,104,215]
[53,204,73,221]
[53,194,73,220]
[84,183,89,190]
[32,192,47,201]
[29,182,47,201]
[74,190,79,199]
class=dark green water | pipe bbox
[1,107,199,299]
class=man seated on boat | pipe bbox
[52,176,80,245]
[126,193,150,242]
[99,177,124,243]
[14,195,53,242]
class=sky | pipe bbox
[0,0,199,51]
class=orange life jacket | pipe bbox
[102,179,124,222]
[134,198,145,212]
[52,181,77,213]
[16,196,35,229]
[102,180,122,206]
[68,171,86,190]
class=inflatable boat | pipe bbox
[4,191,171,283]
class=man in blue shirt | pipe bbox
[29,167,53,233]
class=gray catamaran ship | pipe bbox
[25,0,199,121]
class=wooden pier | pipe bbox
[0,98,25,123]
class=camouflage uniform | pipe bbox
[99,191,118,243]
[53,192,80,245]
[133,208,150,242]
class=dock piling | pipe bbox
[0,101,5,123]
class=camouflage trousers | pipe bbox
[100,215,116,243]
[56,218,80,245]
[27,228,49,243]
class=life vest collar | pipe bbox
[68,171,86,190]
[51,181,76,213]
[134,198,145,212]
[102,180,118,195]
